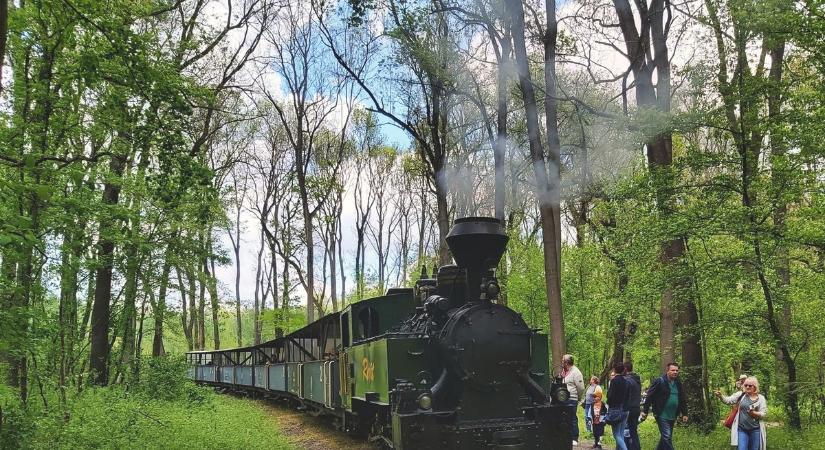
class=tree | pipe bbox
[321,0,459,265]
[702,0,802,428]
[506,0,566,369]
[262,2,350,322]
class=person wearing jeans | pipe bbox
[607,363,630,450]
[733,376,768,450]
[655,416,676,450]
[611,410,629,450]
[584,376,601,433]
[624,362,642,450]
[737,427,761,450]
[641,362,688,450]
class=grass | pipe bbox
[577,411,825,449]
[12,386,294,450]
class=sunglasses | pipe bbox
[744,384,755,387]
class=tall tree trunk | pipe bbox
[279,253,290,339]
[508,0,565,369]
[0,0,7,89]
[204,234,220,350]
[135,292,147,378]
[152,256,172,357]
[355,225,365,301]
[176,267,192,351]
[89,153,127,385]
[253,226,264,345]
[1,246,17,385]
[417,188,426,267]
[337,213,345,303]
[184,265,199,350]
[268,236,279,332]
[377,213,385,292]
[302,197,316,322]
[78,265,95,365]
[57,227,78,408]
[197,263,206,350]
[435,182,450,266]
[767,37,794,421]
[329,218,338,312]
[494,23,510,221]
[118,238,139,381]
[232,225,243,347]
[118,187,143,380]
[612,0,695,380]
[14,203,38,403]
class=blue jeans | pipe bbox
[566,399,579,441]
[655,416,675,450]
[737,427,760,450]
[584,403,593,432]
[611,411,629,450]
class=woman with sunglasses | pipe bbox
[717,376,767,450]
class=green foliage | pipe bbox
[136,356,207,404]
[0,385,34,449]
[26,387,292,450]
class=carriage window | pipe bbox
[358,307,379,339]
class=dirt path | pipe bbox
[260,399,609,450]
[260,400,378,450]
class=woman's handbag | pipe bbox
[604,406,625,425]
[723,393,746,429]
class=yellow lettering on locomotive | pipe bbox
[361,357,375,382]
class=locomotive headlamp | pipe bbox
[553,387,570,403]
[418,393,433,410]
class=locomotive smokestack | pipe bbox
[445,217,508,302]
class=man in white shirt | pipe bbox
[561,354,585,446]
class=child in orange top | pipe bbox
[591,378,605,449]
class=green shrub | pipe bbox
[0,385,34,449]
[136,355,209,404]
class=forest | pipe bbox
[0,0,824,448]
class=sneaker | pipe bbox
[572,441,579,446]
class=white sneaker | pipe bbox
[572,441,579,446]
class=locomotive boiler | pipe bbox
[187,217,571,449]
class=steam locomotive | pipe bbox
[187,217,571,449]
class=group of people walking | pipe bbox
[560,356,768,450]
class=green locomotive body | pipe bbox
[188,217,571,449]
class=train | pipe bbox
[187,217,572,449]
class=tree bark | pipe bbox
[197,262,206,350]
[253,226,264,345]
[204,234,220,350]
[152,258,171,357]
[494,22,510,222]
[234,237,243,347]
[0,0,7,89]
[89,153,127,385]
[508,0,566,369]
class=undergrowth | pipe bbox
[1,356,293,449]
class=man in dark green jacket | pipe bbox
[640,362,688,450]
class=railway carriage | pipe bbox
[188,217,572,449]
